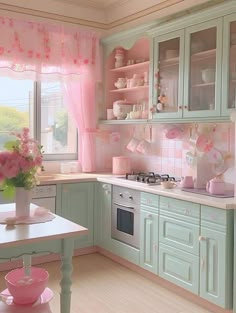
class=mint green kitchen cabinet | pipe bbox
[151,29,185,120]
[94,182,112,250]
[222,13,236,116]
[158,196,200,294]
[150,18,223,121]
[140,192,159,274]
[199,205,233,309]
[57,182,94,250]
[148,1,236,122]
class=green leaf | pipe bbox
[4,140,17,151]
[2,185,15,199]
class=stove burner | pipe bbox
[124,172,176,185]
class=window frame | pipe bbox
[0,78,78,161]
[35,81,78,161]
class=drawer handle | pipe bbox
[199,236,206,241]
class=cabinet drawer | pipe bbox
[159,216,199,255]
[141,192,159,209]
[201,205,227,226]
[159,243,199,294]
[160,196,200,220]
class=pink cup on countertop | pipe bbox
[112,156,131,175]
[180,176,194,188]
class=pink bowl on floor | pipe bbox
[5,267,49,305]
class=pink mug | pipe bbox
[180,176,194,188]
[126,138,139,152]
[136,140,150,154]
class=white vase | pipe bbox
[15,187,32,217]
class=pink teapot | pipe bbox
[206,176,225,195]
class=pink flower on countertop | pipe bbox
[84,59,89,64]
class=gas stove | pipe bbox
[119,172,176,186]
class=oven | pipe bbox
[111,186,140,249]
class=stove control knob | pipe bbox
[119,193,123,197]
[129,196,133,200]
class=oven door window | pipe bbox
[117,208,134,235]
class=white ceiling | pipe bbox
[0,0,223,35]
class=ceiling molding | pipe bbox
[55,0,125,9]
[0,2,108,29]
[0,0,226,33]
[107,0,184,28]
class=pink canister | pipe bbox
[112,156,131,175]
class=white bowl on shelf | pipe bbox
[113,100,133,120]
[201,68,215,83]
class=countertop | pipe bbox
[38,173,236,210]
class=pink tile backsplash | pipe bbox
[96,122,235,181]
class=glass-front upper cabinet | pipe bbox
[183,19,222,118]
[222,13,236,116]
[151,30,184,119]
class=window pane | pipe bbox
[41,82,77,155]
[0,77,34,150]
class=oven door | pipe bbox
[111,201,140,249]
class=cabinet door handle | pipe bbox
[201,257,205,269]
[148,214,152,219]
[199,235,206,241]
[184,105,188,110]
[178,105,182,109]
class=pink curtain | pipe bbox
[63,70,97,172]
[0,15,101,172]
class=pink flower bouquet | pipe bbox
[0,128,43,198]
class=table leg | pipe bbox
[60,238,74,313]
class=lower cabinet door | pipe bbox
[140,210,158,274]
[159,215,199,255]
[61,183,94,249]
[199,227,232,309]
[159,243,199,294]
[94,183,112,251]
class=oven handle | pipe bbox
[113,202,135,211]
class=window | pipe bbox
[0,77,77,160]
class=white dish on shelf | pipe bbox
[201,68,215,83]
[0,287,53,307]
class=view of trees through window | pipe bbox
[0,78,77,159]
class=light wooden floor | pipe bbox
[0,253,220,313]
